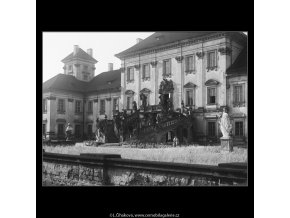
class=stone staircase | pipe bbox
[132,115,190,143]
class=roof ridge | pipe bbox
[61,47,98,63]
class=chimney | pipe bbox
[136,38,143,44]
[87,48,93,56]
[108,63,113,71]
[73,45,79,55]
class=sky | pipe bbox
[43,32,155,82]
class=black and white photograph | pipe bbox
[42,31,248,186]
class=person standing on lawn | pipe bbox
[173,136,179,147]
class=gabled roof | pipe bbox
[43,74,87,93]
[227,47,247,76]
[86,69,121,93]
[61,48,98,63]
[115,32,217,58]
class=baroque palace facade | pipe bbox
[115,32,247,144]
[43,45,121,139]
[43,32,247,144]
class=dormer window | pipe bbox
[155,35,164,41]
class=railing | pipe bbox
[138,116,188,137]
[146,105,162,112]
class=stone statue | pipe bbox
[218,108,232,138]
[65,123,73,141]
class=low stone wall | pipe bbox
[107,168,218,186]
[42,152,247,186]
[43,162,103,186]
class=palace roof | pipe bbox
[43,69,121,94]
[43,74,87,93]
[115,32,247,58]
[86,69,121,93]
[227,47,247,76]
[115,32,216,58]
[61,48,98,63]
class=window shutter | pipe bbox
[207,53,209,68]
[190,56,193,70]
[207,88,210,103]
[131,69,134,80]
[233,86,237,103]
[242,84,245,102]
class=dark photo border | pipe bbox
[37,1,253,217]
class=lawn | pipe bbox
[43,143,247,166]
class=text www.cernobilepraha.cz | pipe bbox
[109,213,180,218]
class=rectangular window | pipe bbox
[100,99,105,115]
[75,125,81,138]
[57,99,65,113]
[75,100,81,113]
[42,124,46,135]
[68,65,72,71]
[84,65,88,71]
[58,124,64,136]
[186,90,194,106]
[142,64,150,79]
[207,87,216,104]
[233,85,245,105]
[88,101,93,113]
[235,121,244,136]
[127,67,134,82]
[88,124,92,136]
[43,99,47,113]
[127,96,132,109]
[185,55,194,72]
[163,59,171,76]
[113,98,118,111]
[208,122,216,137]
[207,50,217,68]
